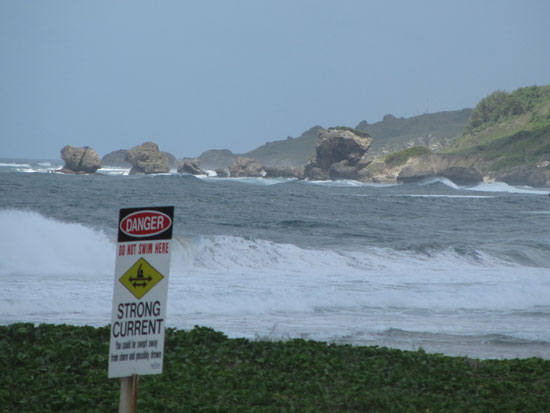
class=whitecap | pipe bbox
[470,182,550,195]
[0,162,31,168]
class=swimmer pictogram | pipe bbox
[129,264,153,288]
[119,258,164,299]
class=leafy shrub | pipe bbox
[466,85,550,132]
[2,323,550,412]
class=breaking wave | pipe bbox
[2,209,550,350]
[0,209,114,276]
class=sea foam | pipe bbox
[2,209,550,349]
[0,209,114,276]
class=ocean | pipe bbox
[1,158,549,359]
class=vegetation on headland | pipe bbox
[235,110,471,169]
[384,146,431,168]
[3,323,550,412]
[357,109,472,153]
[241,126,323,167]
[448,85,550,171]
[451,124,550,171]
[465,86,550,134]
[238,86,550,179]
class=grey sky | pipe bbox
[1,0,549,159]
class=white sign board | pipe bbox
[108,206,174,378]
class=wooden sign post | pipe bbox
[119,375,138,413]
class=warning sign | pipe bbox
[108,206,174,379]
[119,258,164,299]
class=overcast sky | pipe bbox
[1,0,549,159]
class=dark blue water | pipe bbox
[1,160,550,359]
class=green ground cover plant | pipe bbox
[1,323,549,412]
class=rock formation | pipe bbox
[163,152,178,169]
[103,149,176,168]
[198,149,237,170]
[59,145,101,174]
[102,150,131,167]
[304,128,373,180]
[396,154,486,186]
[497,164,550,188]
[177,158,207,175]
[228,157,264,177]
[358,158,404,183]
[215,168,229,178]
[125,142,171,175]
[264,165,304,179]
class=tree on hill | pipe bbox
[467,86,550,132]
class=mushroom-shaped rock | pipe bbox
[304,128,372,180]
[125,142,170,175]
[60,145,101,174]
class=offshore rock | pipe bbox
[60,145,101,174]
[198,149,237,170]
[304,128,372,180]
[306,166,329,181]
[103,149,176,168]
[215,168,229,178]
[440,167,483,186]
[228,157,264,177]
[125,142,170,175]
[497,165,550,188]
[102,149,131,167]
[264,165,303,179]
[163,152,178,169]
[177,158,206,175]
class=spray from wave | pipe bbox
[2,210,550,351]
[0,209,115,276]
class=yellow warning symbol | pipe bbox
[119,257,164,299]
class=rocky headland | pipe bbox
[57,85,550,187]
[394,154,485,185]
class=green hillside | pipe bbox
[241,110,471,167]
[242,126,322,167]
[447,85,550,171]
[357,109,472,153]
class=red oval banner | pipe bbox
[120,210,172,238]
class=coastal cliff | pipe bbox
[58,85,550,187]
[359,85,550,186]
